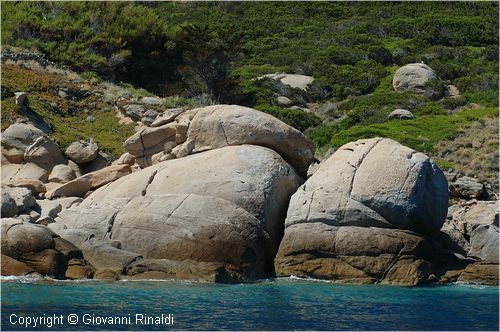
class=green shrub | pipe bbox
[439,96,467,110]
[254,104,321,132]
[80,71,103,83]
[329,107,498,153]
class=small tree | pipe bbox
[176,24,246,103]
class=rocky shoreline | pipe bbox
[2,100,498,285]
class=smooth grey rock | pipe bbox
[111,193,271,280]
[388,109,415,120]
[36,200,62,220]
[1,123,44,153]
[1,163,49,183]
[123,123,176,157]
[448,174,486,199]
[275,223,435,285]
[392,63,437,94]
[3,179,46,196]
[48,164,77,183]
[1,218,55,259]
[65,140,98,164]
[1,219,67,278]
[140,97,163,106]
[441,200,499,262]
[51,227,141,273]
[80,152,109,174]
[447,85,460,98]
[469,224,499,263]
[284,138,448,234]
[112,152,135,166]
[46,164,131,199]
[277,96,293,106]
[259,73,315,91]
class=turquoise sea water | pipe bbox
[1,277,498,331]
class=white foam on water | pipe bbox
[276,275,337,283]
[453,281,489,289]
[0,275,96,284]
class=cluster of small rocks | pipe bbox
[120,104,314,175]
[1,51,57,68]
[117,96,165,126]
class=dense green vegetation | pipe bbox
[1,1,498,183]
[3,2,497,101]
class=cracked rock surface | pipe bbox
[53,145,303,282]
[275,137,449,285]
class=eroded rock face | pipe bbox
[1,218,94,279]
[54,145,303,282]
[440,200,499,269]
[124,123,176,157]
[444,172,488,200]
[180,105,315,173]
[392,63,437,94]
[151,108,184,127]
[275,138,449,285]
[1,219,58,277]
[1,123,76,185]
[276,224,435,285]
[469,224,498,262]
[111,194,271,281]
[457,262,499,285]
[122,105,315,173]
[46,164,132,199]
[48,164,77,183]
[1,163,49,183]
[1,254,35,276]
[3,179,46,196]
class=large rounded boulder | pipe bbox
[54,145,303,282]
[1,219,75,278]
[275,138,449,285]
[179,105,315,173]
[1,123,45,162]
[392,63,437,94]
[1,123,71,184]
[286,138,448,233]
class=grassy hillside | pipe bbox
[1,1,498,186]
[1,62,136,158]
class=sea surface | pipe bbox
[1,277,498,331]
